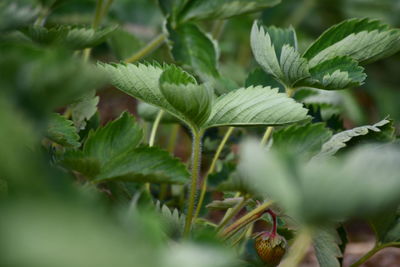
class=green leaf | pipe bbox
[272,123,332,160]
[22,25,117,50]
[303,18,400,67]
[251,22,309,87]
[313,226,342,267]
[155,201,185,238]
[158,0,189,24]
[206,197,245,210]
[370,207,400,244]
[160,66,213,130]
[107,29,143,61]
[46,113,80,148]
[94,147,190,184]
[70,92,99,131]
[167,23,219,79]
[314,118,395,158]
[239,141,400,224]
[179,0,281,22]
[0,1,39,32]
[83,112,143,166]
[245,67,283,90]
[298,56,367,90]
[204,86,309,129]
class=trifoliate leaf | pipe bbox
[303,18,400,67]
[46,113,80,148]
[160,66,213,130]
[298,56,366,90]
[204,86,309,129]
[167,23,219,79]
[272,123,332,160]
[313,226,342,267]
[94,147,190,184]
[179,0,281,22]
[83,112,143,166]
[250,22,309,88]
[314,118,395,158]
[22,25,117,50]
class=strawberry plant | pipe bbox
[1,1,400,267]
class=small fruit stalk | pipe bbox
[254,209,287,266]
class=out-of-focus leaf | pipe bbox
[370,207,400,244]
[179,0,281,22]
[272,123,332,159]
[250,22,309,88]
[303,18,400,67]
[0,44,104,120]
[313,226,342,267]
[239,141,400,224]
[204,86,309,129]
[107,29,143,61]
[22,25,117,50]
[45,113,80,148]
[0,1,39,32]
[167,23,219,80]
[155,201,185,238]
[314,118,395,158]
[137,102,179,123]
[158,0,189,25]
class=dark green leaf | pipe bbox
[46,113,80,148]
[168,23,219,80]
[179,0,281,22]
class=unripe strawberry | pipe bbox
[254,231,287,266]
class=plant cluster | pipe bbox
[1,1,400,267]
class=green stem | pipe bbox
[149,110,164,147]
[280,228,313,267]
[217,196,248,231]
[124,33,167,63]
[349,242,400,267]
[221,201,273,240]
[194,127,234,220]
[183,131,203,237]
[260,87,295,145]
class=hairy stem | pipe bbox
[349,242,400,267]
[221,201,273,240]
[184,132,203,237]
[124,33,167,63]
[217,196,248,231]
[194,127,234,219]
[280,228,313,267]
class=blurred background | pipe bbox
[1,0,399,266]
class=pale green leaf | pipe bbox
[155,201,185,238]
[298,56,366,90]
[303,18,400,67]
[251,22,309,87]
[272,123,332,159]
[315,119,394,158]
[94,147,190,184]
[239,141,400,224]
[313,226,342,267]
[168,23,219,79]
[22,25,117,50]
[204,86,309,129]
[46,113,80,148]
[179,0,281,22]
[70,92,99,130]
